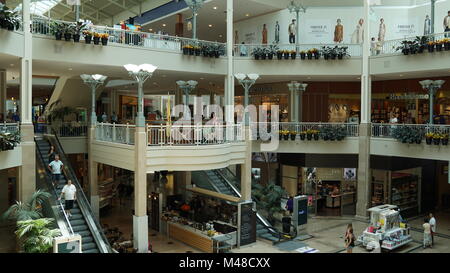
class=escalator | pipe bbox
[35,135,111,253]
[192,168,296,244]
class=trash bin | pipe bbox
[282,216,291,233]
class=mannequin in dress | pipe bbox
[334,19,343,43]
[424,15,431,35]
[262,24,268,44]
[289,19,296,44]
[378,18,386,42]
[351,18,364,44]
[275,21,280,44]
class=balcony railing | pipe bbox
[234,43,362,58]
[278,122,359,136]
[95,123,135,145]
[371,123,450,138]
[372,31,449,56]
[0,122,20,134]
[30,16,226,56]
[147,124,245,146]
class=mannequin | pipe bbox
[262,24,268,44]
[351,18,364,44]
[275,21,280,44]
[288,19,296,44]
[378,18,386,42]
[424,15,431,35]
[334,19,343,43]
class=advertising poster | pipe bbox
[305,19,332,43]
[393,18,419,37]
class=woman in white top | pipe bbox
[423,218,432,248]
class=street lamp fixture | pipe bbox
[184,0,206,39]
[234,73,259,125]
[287,81,307,122]
[176,80,198,107]
[287,1,306,51]
[419,79,445,124]
[80,74,108,126]
[123,64,158,127]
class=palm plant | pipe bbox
[16,218,61,253]
[2,189,51,221]
[252,182,287,224]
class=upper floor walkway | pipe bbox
[3,17,450,77]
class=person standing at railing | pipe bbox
[58,179,77,218]
[102,112,108,123]
[240,42,247,56]
[111,111,118,124]
[48,154,64,187]
[444,11,450,37]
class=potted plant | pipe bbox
[306,129,313,140]
[252,182,287,225]
[427,41,435,53]
[83,30,92,44]
[442,134,449,145]
[435,39,443,51]
[182,44,191,55]
[322,46,331,60]
[50,21,67,41]
[0,4,20,31]
[72,21,86,43]
[15,218,61,253]
[260,47,268,60]
[299,131,306,140]
[312,129,320,140]
[300,50,306,60]
[215,44,225,58]
[425,132,433,145]
[337,46,350,59]
[280,130,289,140]
[194,45,201,56]
[433,133,441,145]
[330,46,338,59]
[63,23,74,41]
[444,38,450,51]
[201,45,210,57]
[311,48,320,59]
[100,33,109,45]
[93,32,101,45]
[252,47,263,60]
[267,44,278,60]
[306,49,313,60]
[290,131,297,140]
[276,50,283,60]
[290,50,297,59]
[396,40,412,55]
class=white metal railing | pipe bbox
[53,122,88,137]
[0,122,20,134]
[30,16,226,56]
[373,31,450,56]
[95,123,135,145]
[234,43,362,58]
[147,124,245,146]
[372,123,450,138]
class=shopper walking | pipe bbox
[423,218,432,248]
[48,154,64,186]
[429,213,436,246]
[58,179,77,218]
[47,145,56,164]
[344,225,356,253]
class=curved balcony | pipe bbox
[0,123,22,170]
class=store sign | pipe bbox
[388,93,429,100]
[249,86,274,94]
[305,19,331,43]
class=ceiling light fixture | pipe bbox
[162,24,166,27]
[213,6,217,10]
[245,13,250,17]
[208,24,213,27]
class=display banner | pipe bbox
[244,32,256,44]
[393,18,419,36]
[305,19,332,43]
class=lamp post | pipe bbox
[419,79,445,124]
[80,74,108,126]
[234,73,259,125]
[123,64,158,127]
[176,80,198,108]
[287,0,306,52]
[184,0,206,39]
[287,81,308,122]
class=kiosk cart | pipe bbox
[358,204,412,251]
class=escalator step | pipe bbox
[78,230,91,237]
[69,219,86,226]
[82,236,94,244]
[82,242,97,250]
[69,214,83,220]
[83,248,99,253]
[72,225,89,232]
[71,209,81,214]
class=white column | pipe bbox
[225,0,234,124]
[240,127,252,201]
[0,69,6,118]
[356,0,372,219]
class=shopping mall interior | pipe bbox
[1,0,450,254]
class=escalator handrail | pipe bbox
[48,133,111,253]
[35,143,75,236]
[211,169,283,239]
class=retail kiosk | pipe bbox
[358,204,412,251]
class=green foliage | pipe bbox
[267,44,279,54]
[2,189,51,222]
[0,4,20,30]
[72,21,87,35]
[50,21,71,35]
[319,126,347,141]
[251,47,265,56]
[0,130,21,151]
[252,182,287,224]
[392,126,424,144]
[15,218,61,253]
